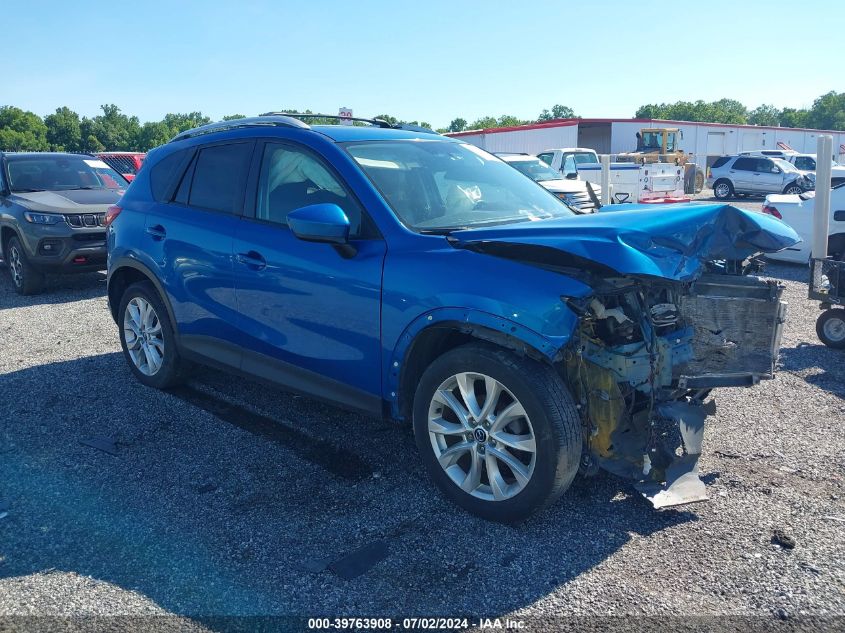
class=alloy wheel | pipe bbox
[427,372,536,501]
[714,182,730,198]
[785,185,803,195]
[123,296,165,376]
[9,244,23,288]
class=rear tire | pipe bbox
[118,281,190,388]
[816,309,845,349]
[6,236,45,295]
[412,343,582,523]
[713,179,734,200]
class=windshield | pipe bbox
[772,158,798,173]
[6,156,129,192]
[506,158,563,182]
[345,141,574,231]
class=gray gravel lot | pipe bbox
[1,199,844,627]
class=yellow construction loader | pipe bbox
[618,127,704,193]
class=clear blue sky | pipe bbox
[6,0,842,128]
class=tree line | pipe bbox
[1,92,843,153]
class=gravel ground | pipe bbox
[1,205,844,628]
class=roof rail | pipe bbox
[260,112,395,128]
[169,115,310,143]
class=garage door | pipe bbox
[706,132,725,156]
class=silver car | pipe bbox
[707,155,813,200]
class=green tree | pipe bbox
[748,104,782,127]
[469,115,497,130]
[635,99,747,124]
[87,104,142,150]
[162,112,211,137]
[779,107,809,128]
[805,91,845,130]
[538,104,576,121]
[448,117,467,132]
[0,106,49,151]
[44,106,82,151]
[138,121,172,150]
[222,113,246,121]
[373,113,399,125]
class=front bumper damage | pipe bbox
[450,204,799,508]
[565,272,787,508]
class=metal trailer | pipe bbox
[809,257,845,348]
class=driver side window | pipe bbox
[256,143,365,237]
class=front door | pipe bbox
[753,158,783,193]
[232,141,386,412]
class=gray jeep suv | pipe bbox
[706,155,813,200]
[0,152,128,294]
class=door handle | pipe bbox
[145,224,166,240]
[236,251,266,270]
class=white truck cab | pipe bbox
[537,148,599,178]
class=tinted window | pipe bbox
[758,159,776,173]
[537,152,554,166]
[150,150,189,202]
[256,143,367,237]
[6,155,127,192]
[712,156,731,169]
[794,156,816,170]
[189,143,252,213]
[732,157,757,171]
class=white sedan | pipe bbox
[761,185,845,263]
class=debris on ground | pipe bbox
[772,528,796,550]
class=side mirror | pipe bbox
[565,172,578,180]
[288,203,350,244]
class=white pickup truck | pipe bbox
[762,185,845,263]
[536,148,599,178]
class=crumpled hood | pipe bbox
[10,188,122,213]
[449,204,801,281]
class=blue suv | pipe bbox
[107,114,799,521]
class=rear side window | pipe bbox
[711,156,731,169]
[150,150,190,202]
[188,142,252,214]
[732,157,757,171]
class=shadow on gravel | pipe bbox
[779,342,845,400]
[0,266,106,306]
[0,352,696,620]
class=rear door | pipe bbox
[231,140,386,412]
[730,157,756,192]
[144,140,254,367]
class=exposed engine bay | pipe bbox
[562,265,787,508]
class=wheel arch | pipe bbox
[108,259,178,340]
[389,309,572,422]
[0,225,21,258]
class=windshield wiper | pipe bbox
[418,228,463,235]
[11,188,46,193]
[58,186,105,191]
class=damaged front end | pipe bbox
[563,270,787,508]
[449,204,799,509]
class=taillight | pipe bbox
[762,205,782,219]
[103,205,122,227]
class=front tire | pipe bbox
[783,183,804,195]
[118,281,189,388]
[713,179,734,200]
[816,308,845,349]
[412,343,582,523]
[6,236,45,295]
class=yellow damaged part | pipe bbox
[564,353,624,460]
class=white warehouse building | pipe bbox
[447,118,845,170]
